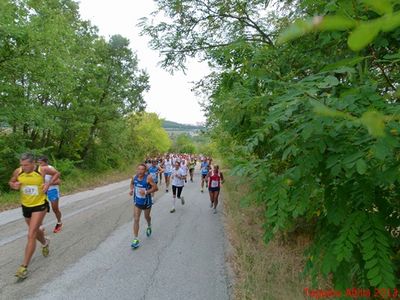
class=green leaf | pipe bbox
[380,11,400,32]
[348,23,380,51]
[321,56,368,72]
[317,75,340,88]
[362,0,393,15]
[369,274,382,287]
[367,265,381,279]
[365,258,378,269]
[317,15,357,31]
[359,111,386,137]
[277,19,313,44]
[356,159,367,175]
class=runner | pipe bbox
[200,158,210,193]
[170,161,185,213]
[129,163,158,249]
[148,160,163,196]
[163,154,173,193]
[9,153,60,279]
[207,165,224,214]
[188,158,196,182]
[158,157,163,184]
[145,158,152,172]
[37,156,63,233]
[180,159,188,183]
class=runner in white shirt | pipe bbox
[162,154,173,193]
[37,156,63,233]
[180,159,188,183]
[170,161,185,213]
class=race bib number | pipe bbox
[211,180,219,188]
[135,187,146,199]
[22,185,39,196]
[151,173,157,181]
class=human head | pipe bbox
[137,163,147,176]
[152,160,157,166]
[37,155,49,167]
[20,153,36,173]
[213,165,219,172]
[175,161,181,169]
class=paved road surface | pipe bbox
[0,170,231,300]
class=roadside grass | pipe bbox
[222,169,316,300]
[0,165,136,212]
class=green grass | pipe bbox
[0,165,135,212]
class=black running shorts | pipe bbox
[22,201,50,218]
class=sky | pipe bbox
[78,0,209,125]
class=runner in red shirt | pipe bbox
[207,165,224,214]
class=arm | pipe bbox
[220,172,225,184]
[147,176,158,194]
[129,177,134,196]
[9,168,21,190]
[41,166,61,193]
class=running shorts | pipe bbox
[47,188,60,202]
[22,201,50,218]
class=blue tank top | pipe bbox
[148,166,159,182]
[201,162,209,175]
[133,174,152,206]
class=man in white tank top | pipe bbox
[37,156,63,233]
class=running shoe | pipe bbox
[201,189,204,193]
[53,223,63,233]
[42,238,50,257]
[213,208,217,214]
[131,239,140,249]
[181,197,185,205]
[146,227,152,237]
[15,265,28,279]
[170,208,176,213]
[166,189,169,193]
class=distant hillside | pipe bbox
[162,120,204,131]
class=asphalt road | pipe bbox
[0,170,231,300]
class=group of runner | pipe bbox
[8,152,223,278]
[130,154,224,249]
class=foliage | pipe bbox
[142,0,400,290]
[127,112,172,157]
[170,133,196,153]
[0,0,170,191]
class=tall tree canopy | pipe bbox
[0,0,164,190]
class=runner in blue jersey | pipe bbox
[200,158,210,193]
[129,163,158,249]
[148,160,163,197]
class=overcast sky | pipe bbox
[78,0,209,125]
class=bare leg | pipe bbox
[133,206,142,238]
[23,211,47,266]
[51,200,62,223]
[209,191,214,207]
[213,191,220,209]
[144,209,151,227]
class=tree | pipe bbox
[171,133,196,153]
[127,112,172,158]
[0,0,151,189]
[142,0,400,290]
